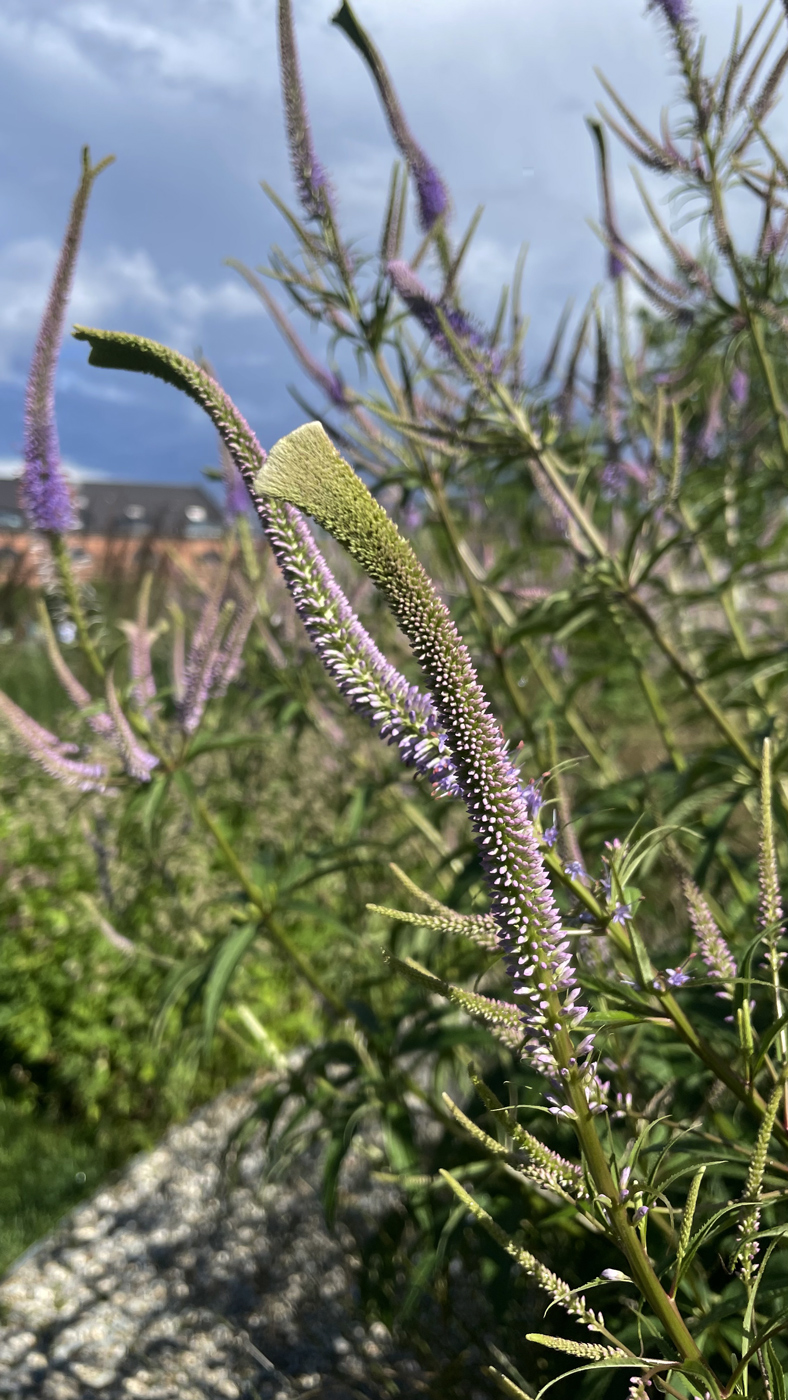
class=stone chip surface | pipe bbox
[0,1081,428,1398]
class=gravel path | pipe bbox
[0,1080,428,1399]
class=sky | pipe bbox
[0,0,784,487]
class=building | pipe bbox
[0,480,227,581]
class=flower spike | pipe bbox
[332,1,450,232]
[278,0,335,222]
[682,877,736,992]
[23,147,113,533]
[105,673,159,783]
[255,421,595,1107]
[387,260,497,373]
[38,602,114,736]
[0,689,110,793]
[72,328,460,797]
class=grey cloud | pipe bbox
[0,0,781,482]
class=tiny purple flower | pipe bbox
[632,1204,649,1223]
[611,903,632,925]
[664,967,690,988]
[565,861,586,881]
[543,822,559,848]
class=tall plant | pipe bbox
[8,0,788,1392]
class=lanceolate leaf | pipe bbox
[202,922,261,1052]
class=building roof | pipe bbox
[0,480,224,540]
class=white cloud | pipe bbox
[0,0,784,470]
[0,237,262,380]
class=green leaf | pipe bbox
[752,1007,788,1075]
[202,922,260,1053]
[184,733,270,760]
[139,773,170,847]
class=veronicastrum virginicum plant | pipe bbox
[5,122,507,1212]
[5,144,449,1054]
[70,311,788,1393]
[14,0,788,1391]
[242,13,788,1389]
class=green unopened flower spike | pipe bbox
[526,1333,626,1361]
[367,900,500,951]
[71,329,459,797]
[440,1170,609,1337]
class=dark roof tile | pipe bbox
[0,480,224,539]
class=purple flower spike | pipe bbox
[40,607,114,736]
[387,260,497,373]
[0,688,110,793]
[649,0,691,26]
[255,421,609,1116]
[278,0,335,222]
[588,121,625,283]
[119,575,158,716]
[412,158,450,233]
[22,148,113,534]
[683,877,736,989]
[105,672,159,783]
[332,2,450,232]
[210,600,256,698]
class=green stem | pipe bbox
[47,532,104,678]
[555,1025,714,1379]
[189,786,347,1017]
[606,602,686,772]
[623,587,758,773]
